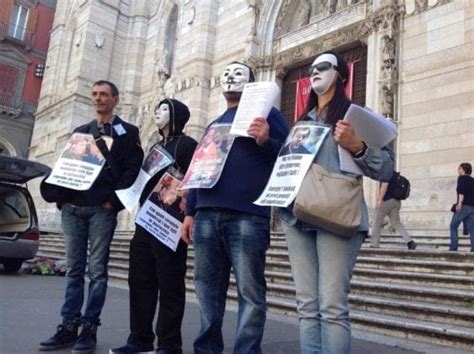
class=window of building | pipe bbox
[8,4,29,41]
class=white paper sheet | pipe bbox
[338,104,397,175]
[229,82,280,137]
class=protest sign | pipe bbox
[116,145,174,212]
[179,123,235,189]
[255,123,330,207]
[136,172,185,251]
[45,133,112,191]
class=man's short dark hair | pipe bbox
[460,163,472,175]
[229,61,256,82]
[93,80,119,97]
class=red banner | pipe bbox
[294,61,355,122]
[294,77,312,122]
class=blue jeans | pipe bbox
[60,204,118,325]
[192,209,270,354]
[449,204,474,251]
[282,223,364,354]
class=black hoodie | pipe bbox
[139,98,198,221]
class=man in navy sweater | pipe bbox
[181,62,289,354]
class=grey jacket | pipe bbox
[278,109,395,233]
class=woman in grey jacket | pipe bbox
[278,51,394,354]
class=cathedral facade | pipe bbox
[30,0,474,234]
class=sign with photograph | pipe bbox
[179,123,235,189]
[116,145,174,212]
[45,133,113,191]
[136,172,186,251]
[255,122,331,207]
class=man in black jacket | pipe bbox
[39,81,143,354]
[111,98,197,354]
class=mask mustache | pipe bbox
[224,77,236,84]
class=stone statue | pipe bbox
[247,0,262,37]
[381,35,396,69]
[381,85,394,117]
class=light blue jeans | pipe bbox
[192,209,270,354]
[60,204,118,325]
[282,223,364,354]
[449,204,474,251]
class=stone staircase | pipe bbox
[37,230,474,351]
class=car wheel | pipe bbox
[3,259,24,273]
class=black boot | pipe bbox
[407,240,417,250]
[72,323,97,354]
[38,322,78,351]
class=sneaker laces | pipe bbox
[53,323,75,340]
[77,324,97,342]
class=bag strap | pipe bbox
[90,122,119,180]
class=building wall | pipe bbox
[398,1,474,232]
[0,0,57,157]
[29,0,472,235]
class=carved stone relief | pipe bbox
[247,0,262,37]
[405,0,451,16]
[275,0,355,38]
[269,20,372,78]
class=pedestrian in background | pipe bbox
[449,162,474,252]
[371,172,417,250]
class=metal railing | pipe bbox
[0,20,34,47]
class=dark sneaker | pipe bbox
[156,349,181,354]
[38,322,78,351]
[72,323,97,354]
[110,343,154,353]
[407,240,417,250]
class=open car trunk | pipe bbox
[0,185,32,238]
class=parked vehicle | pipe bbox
[0,155,50,272]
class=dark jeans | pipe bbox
[449,204,474,251]
[192,209,270,354]
[127,226,187,353]
[60,204,118,325]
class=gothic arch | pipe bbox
[257,1,284,59]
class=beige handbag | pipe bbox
[293,164,362,237]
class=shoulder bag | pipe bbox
[293,163,362,237]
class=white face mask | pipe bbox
[220,63,251,93]
[309,54,339,96]
[155,103,170,130]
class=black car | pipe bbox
[0,155,51,272]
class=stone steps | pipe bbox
[37,232,474,351]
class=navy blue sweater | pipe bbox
[186,107,289,218]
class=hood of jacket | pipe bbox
[158,98,190,138]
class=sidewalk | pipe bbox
[0,272,467,354]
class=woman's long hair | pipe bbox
[297,51,351,127]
